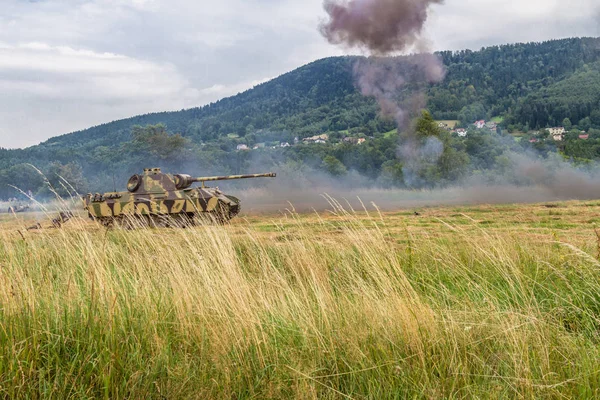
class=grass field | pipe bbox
[436,120,459,129]
[1,200,600,398]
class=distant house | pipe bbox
[280,142,290,147]
[438,122,448,129]
[236,144,249,151]
[548,126,567,142]
[548,127,565,141]
[293,136,300,144]
[579,134,590,140]
[253,143,266,149]
[529,138,539,143]
[485,122,497,131]
[456,129,467,137]
[474,120,486,129]
[304,134,329,143]
[357,138,366,145]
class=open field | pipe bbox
[436,120,459,129]
[1,200,600,398]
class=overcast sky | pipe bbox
[0,0,598,149]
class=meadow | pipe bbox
[1,199,600,398]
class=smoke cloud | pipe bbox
[354,55,445,126]
[321,0,447,184]
[239,155,600,215]
[320,0,444,54]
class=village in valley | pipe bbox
[233,117,590,153]
[234,132,368,151]
[439,117,594,147]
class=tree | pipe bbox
[562,118,572,131]
[402,110,469,187]
[578,117,591,132]
[415,110,443,139]
[131,124,189,160]
[321,155,347,176]
[438,146,469,181]
[458,103,486,126]
[39,162,88,198]
[378,160,404,187]
[0,164,45,200]
[590,110,600,127]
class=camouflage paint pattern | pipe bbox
[83,168,276,226]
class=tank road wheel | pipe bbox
[148,214,174,228]
[95,216,115,228]
[101,218,115,228]
[180,213,197,228]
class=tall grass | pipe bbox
[0,205,599,398]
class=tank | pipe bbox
[7,204,31,213]
[83,168,276,227]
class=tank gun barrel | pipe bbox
[193,173,276,183]
[174,172,276,189]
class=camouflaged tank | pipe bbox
[83,168,276,227]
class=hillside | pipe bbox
[2,37,600,199]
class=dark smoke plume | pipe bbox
[320,0,445,126]
[320,0,443,55]
[320,0,446,183]
[354,54,444,126]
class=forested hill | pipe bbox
[42,56,361,148]
[2,37,600,199]
[38,37,600,147]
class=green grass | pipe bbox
[436,120,459,129]
[1,202,600,398]
[383,129,398,138]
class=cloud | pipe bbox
[0,41,276,148]
[425,0,599,50]
[0,0,598,148]
[0,0,340,148]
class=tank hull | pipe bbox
[83,187,241,227]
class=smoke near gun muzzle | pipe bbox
[320,0,444,54]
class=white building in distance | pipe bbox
[548,127,565,141]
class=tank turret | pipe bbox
[83,168,276,227]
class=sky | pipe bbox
[0,0,598,149]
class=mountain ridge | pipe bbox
[7,36,600,152]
